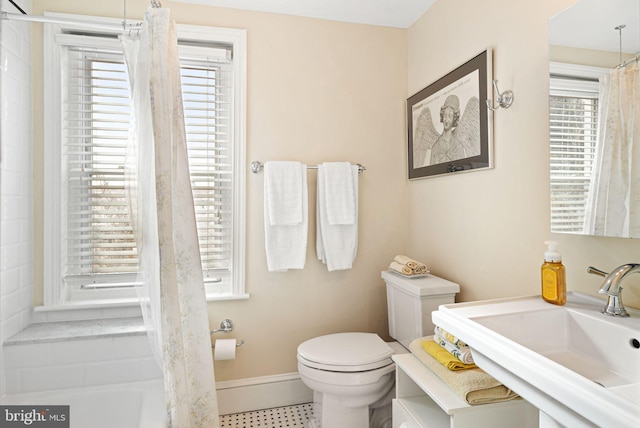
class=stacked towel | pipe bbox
[389,261,413,275]
[433,332,474,365]
[410,337,520,405]
[421,339,477,370]
[389,255,430,275]
[263,161,308,272]
[316,162,359,271]
[435,326,468,348]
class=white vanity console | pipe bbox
[392,353,538,428]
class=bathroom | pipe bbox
[1,0,639,426]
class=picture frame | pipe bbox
[407,50,493,179]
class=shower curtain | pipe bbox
[121,8,219,427]
[584,62,640,237]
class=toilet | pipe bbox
[297,271,460,428]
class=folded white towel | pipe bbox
[394,255,419,269]
[322,162,356,225]
[435,326,468,349]
[316,163,359,271]
[434,333,475,365]
[264,162,308,271]
[389,261,413,275]
[264,161,303,226]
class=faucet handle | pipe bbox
[603,286,630,317]
[587,266,608,277]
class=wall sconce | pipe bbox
[486,79,514,111]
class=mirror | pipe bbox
[549,0,640,238]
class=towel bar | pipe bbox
[250,161,366,175]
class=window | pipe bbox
[549,62,606,234]
[44,14,246,305]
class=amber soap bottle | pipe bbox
[541,241,566,305]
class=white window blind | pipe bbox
[549,77,599,233]
[58,32,235,296]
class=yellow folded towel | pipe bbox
[393,255,419,270]
[410,337,520,405]
[434,334,475,365]
[421,339,477,370]
[389,261,413,275]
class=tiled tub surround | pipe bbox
[3,316,313,417]
[0,379,166,428]
[1,386,311,428]
[2,317,162,394]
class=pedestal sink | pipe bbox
[432,292,640,427]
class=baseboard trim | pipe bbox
[216,372,313,415]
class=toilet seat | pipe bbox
[297,332,394,372]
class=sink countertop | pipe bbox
[432,292,640,428]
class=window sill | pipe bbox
[3,316,147,346]
[10,292,250,346]
[37,292,250,311]
[36,298,141,312]
[32,293,250,324]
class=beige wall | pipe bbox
[31,0,408,380]
[407,0,640,308]
[550,45,627,68]
[30,0,640,382]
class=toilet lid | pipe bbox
[297,333,394,372]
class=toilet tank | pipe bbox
[382,270,459,349]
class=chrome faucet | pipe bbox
[587,264,640,317]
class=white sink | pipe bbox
[432,292,640,427]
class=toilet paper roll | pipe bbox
[214,338,237,360]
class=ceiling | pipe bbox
[171,0,437,28]
[549,0,640,53]
[171,1,639,53]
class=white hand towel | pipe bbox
[264,162,308,271]
[393,255,419,269]
[264,161,303,226]
[316,163,359,271]
[322,162,356,225]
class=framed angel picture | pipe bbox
[407,50,493,179]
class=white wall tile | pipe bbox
[1,314,24,344]
[3,335,163,394]
[3,367,22,395]
[83,356,162,387]
[1,289,21,320]
[113,335,154,359]
[1,5,34,397]
[135,357,163,380]
[52,338,116,365]
[1,267,20,296]
[4,343,53,368]
[21,365,85,393]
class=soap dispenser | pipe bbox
[541,241,566,306]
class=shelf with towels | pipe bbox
[393,353,539,427]
[250,161,366,175]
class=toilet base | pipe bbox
[307,385,394,428]
[310,392,370,428]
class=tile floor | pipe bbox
[219,403,313,428]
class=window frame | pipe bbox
[548,62,608,234]
[43,12,247,306]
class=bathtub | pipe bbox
[0,380,166,428]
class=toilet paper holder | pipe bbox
[210,319,245,348]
